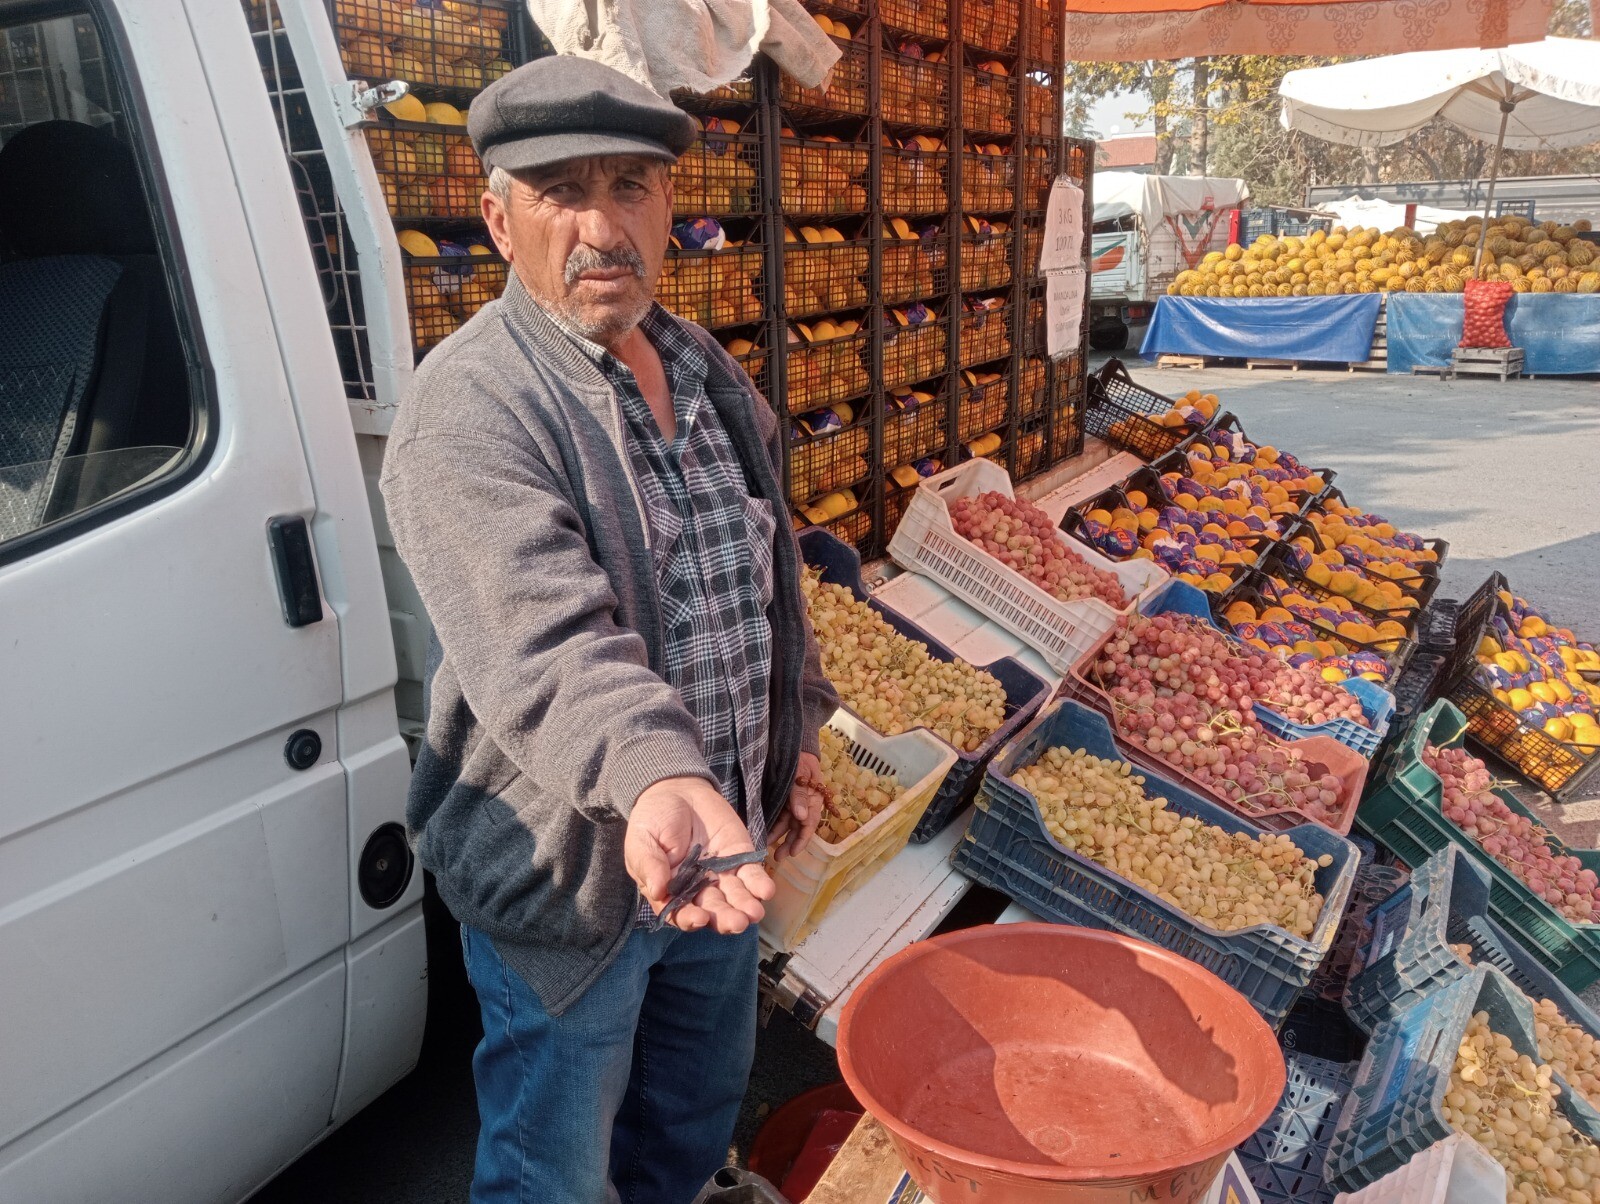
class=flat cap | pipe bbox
[468,56,697,175]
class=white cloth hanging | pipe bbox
[524,0,841,98]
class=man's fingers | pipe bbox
[714,868,766,922]
[737,860,776,901]
[687,884,750,935]
[669,901,714,931]
[624,838,673,906]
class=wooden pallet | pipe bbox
[1448,346,1524,381]
[1155,353,1208,369]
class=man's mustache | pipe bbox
[565,244,647,285]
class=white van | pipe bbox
[0,2,1033,1199]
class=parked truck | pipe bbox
[1087,171,1250,350]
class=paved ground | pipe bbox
[258,361,1599,1202]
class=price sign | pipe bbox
[1040,176,1085,273]
[1046,268,1086,358]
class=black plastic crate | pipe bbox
[882,141,950,215]
[960,147,1014,211]
[958,222,1013,292]
[882,224,948,305]
[788,405,874,508]
[1432,571,1506,683]
[1237,1053,1353,1204]
[778,132,869,216]
[783,230,871,318]
[880,0,949,40]
[784,321,872,414]
[659,228,766,331]
[797,528,1050,843]
[957,296,1012,366]
[672,126,764,218]
[332,0,516,94]
[961,0,1020,52]
[1082,357,1206,461]
[1305,486,1450,577]
[1447,673,1600,802]
[1220,571,1416,686]
[881,46,948,128]
[779,32,869,119]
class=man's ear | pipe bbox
[482,185,514,264]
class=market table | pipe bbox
[1139,293,1383,364]
[1384,291,1600,375]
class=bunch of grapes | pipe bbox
[1426,743,1600,924]
[1453,945,1600,1111]
[1095,612,1368,729]
[1443,1011,1600,1203]
[816,725,903,845]
[801,569,1007,752]
[1014,746,1331,938]
[949,491,1128,609]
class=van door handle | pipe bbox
[267,516,324,628]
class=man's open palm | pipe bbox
[625,776,775,933]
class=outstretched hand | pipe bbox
[624,776,775,933]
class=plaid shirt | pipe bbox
[555,308,776,924]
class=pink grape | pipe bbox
[950,491,1128,609]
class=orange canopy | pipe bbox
[1064,0,1553,62]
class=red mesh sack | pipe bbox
[1459,278,1513,349]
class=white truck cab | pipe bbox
[0,2,1050,1198]
[0,2,426,1199]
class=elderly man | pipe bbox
[380,56,837,1204]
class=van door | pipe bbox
[0,2,406,1200]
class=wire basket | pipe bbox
[881,48,949,127]
[780,34,869,118]
[883,393,947,467]
[658,236,765,331]
[789,408,874,507]
[1017,356,1048,420]
[956,370,1010,440]
[802,488,878,556]
[366,120,484,219]
[959,223,1013,292]
[672,126,763,217]
[882,142,950,214]
[882,311,949,388]
[671,75,756,108]
[959,298,1012,366]
[961,0,1020,52]
[961,67,1015,135]
[1023,0,1061,65]
[785,321,872,414]
[1022,147,1055,210]
[880,0,950,40]
[1014,421,1048,480]
[1051,365,1086,461]
[722,334,771,399]
[882,226,948,305]
[333,0,515,92]
[1447,675,1600,802]
[403,252,507,353]
[1022,75,1060,139]
[778,133,870,215]
[784,232,871,317]
[960,149,1014,211]
[1063,137,1092,184]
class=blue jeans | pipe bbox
[461,922,759,1204]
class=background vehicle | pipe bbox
[1087,171,1250,350]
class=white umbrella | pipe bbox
[1279,39,1600,267]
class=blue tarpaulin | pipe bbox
[1385,292,1600,375]
[1140,294,1382,364]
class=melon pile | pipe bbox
[1171,217,1599,297]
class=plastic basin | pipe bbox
[836,924,1286,1204]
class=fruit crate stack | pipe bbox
[774,1,880,553]
[328,0,536,358]
[878,0,955,549]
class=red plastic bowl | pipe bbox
[837,924,1285,1204]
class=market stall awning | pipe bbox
[1092,172,1250,224]
[1064,0,1552,64]
[1279,38,1600,150]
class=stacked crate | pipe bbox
[666,79,775,448]
[878,1,955,540]
[327,0,535,358]
[774,2,878,552]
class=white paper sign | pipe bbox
[1040,176,1085,273]
[1046,268,1086,358]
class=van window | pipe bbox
[0,6,200,555]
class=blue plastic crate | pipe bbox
[1237,1053,1352,1204]
[796,528,1050,844]
[1143,580,1394,758]
[1327,965,1600,1193]
[1342,847,1491,1034]
[952,698,1361,1029]
[1358,699,1600,993]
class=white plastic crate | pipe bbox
[1332,1134,1504,1204]
[886,458,1169,673]
[761,710,957,952]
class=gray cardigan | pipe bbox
[380,274,837,1013]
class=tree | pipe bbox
[1189,57,1210,176]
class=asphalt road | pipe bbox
[257,361,1600,1203]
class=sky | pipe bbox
[1088,89,1153,138]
